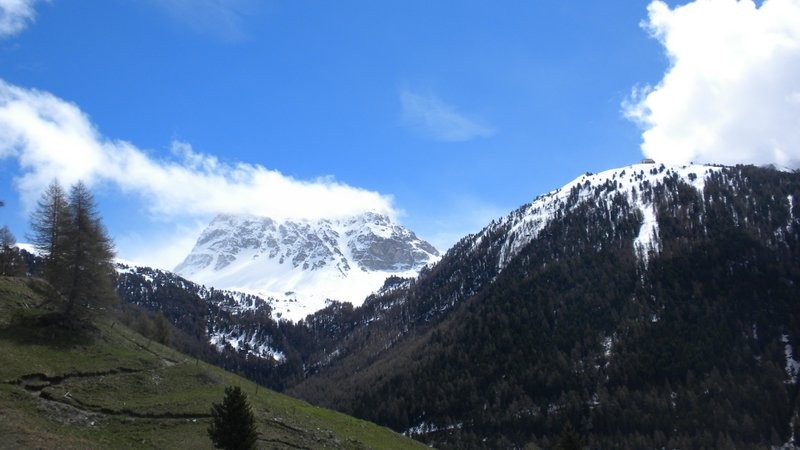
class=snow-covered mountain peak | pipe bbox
[482,163,724,270]
[174,212,439,321]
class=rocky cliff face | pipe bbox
[174,212,439,321]
[342,213,439,271]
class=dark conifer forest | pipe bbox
[287,165,800,449]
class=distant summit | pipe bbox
[175,212,439,321]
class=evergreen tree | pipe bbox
[28,180,70,290]
[28,180,117,319]
[208,385,259,450]
[153,312,172,346]
[554,421,584,450]
[62,181,117,318]
[0,225,26,276]
[0,225,14,249]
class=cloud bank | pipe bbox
[0,0,39,37]
[0,80,397,222]
[625,0,800,168]
[400,89,496,142]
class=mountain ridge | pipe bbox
[174,212,439,321]
[288,163,800,449]
[485,162,723,269]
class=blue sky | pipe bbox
[1,0,799,269]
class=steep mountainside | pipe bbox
[289,164,800,449]
[114,264,412,392]
[114,264,307,390]
[175,212,439,321]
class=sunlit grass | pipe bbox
[0,276,428,449]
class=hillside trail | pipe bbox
[4,366,211,421]
[3,365,328,449]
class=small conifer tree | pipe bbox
[208,385,259,450]
[555,421,584,450]
[0,226,26,276]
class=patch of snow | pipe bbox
[210,261,425,322]
[209,329,286,362]
[634,203,659,264]
[486,163,722,270]
[114,263,155,283]
[404,421,462,437]
[786,412,798,449]
[115,257,154,269]
[782,334,799,384]
[602,336,614,358]
[114,264,136,275]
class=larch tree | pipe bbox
[28,180,71,291]
[62,181,117,318]
[29,180,117,320]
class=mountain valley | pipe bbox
[8,162,800,449]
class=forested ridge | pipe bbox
[289,165,800,449]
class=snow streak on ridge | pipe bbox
[485,163,723,270]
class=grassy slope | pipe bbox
[0,276,427,450]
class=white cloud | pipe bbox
[624,0,800,168]
[0,0,39,38]
[115,220,209,271]
[400,89,496,142]
[0,79,398,266]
